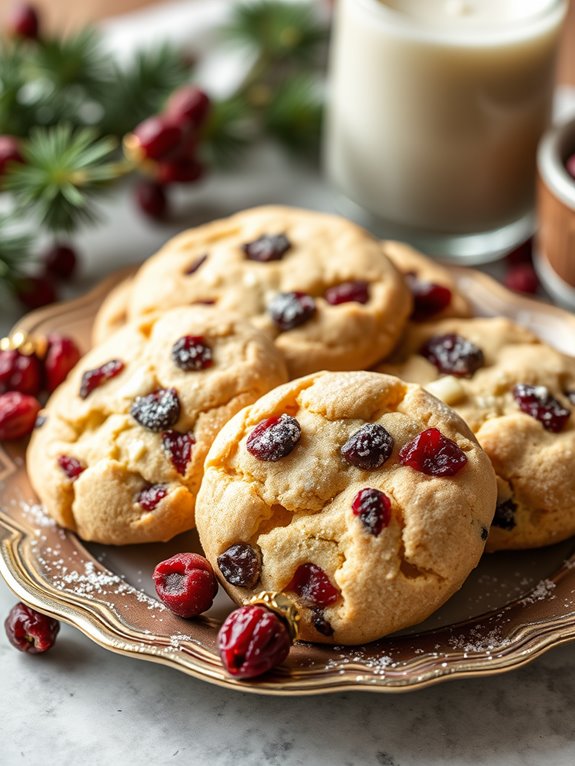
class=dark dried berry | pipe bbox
[492,498,517,531]
[58,455,85,480]
[153,552,218,618]
[218,603,292,679]
[324,281,369,306]
[243,234,291,263]
[341,423,394,470]
[311,609,334,637]
[137,484,168,511]
[131,388,180,432]
[351,488,392,536]
[184,254,207,275]
[268,291,316,331]
[4,603,59,654]
[287,563,340,608]
[0,349,41,395]
[79,359,124,399]
[399,428,468,477]
[512,384,570,432]
[171,335,213,371]
[217,543,261,588]
[162,430,195,475]
[420,333,484,378]
[405,273,452,321]
[246,414,301,461]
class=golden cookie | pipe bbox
[92,277,134,345]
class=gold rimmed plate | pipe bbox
[1,268,575,695]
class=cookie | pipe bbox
[195,371,496,645]
[27,307,288,545]
[92,277,134,345]
[376,317,575,550]
[381,241,471,322]
[120,206,412,377]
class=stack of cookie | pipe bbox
[27,205,575,645]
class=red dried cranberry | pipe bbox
[405,273,452,321]
[137,484,168,511]
[156,156,204,185]
[166,86,211,129]
[217,543,261,588]
[504,263,539,295]
[399,427,468,476]
[287,563,339,608]
[506,238,533,266]
[42,243,77,280]
[135,179,168,220]
[492,498,517,530]
[171,335,213,371]
[243,234,291,263]
[4,603,59,654]
[311,609,334,637]
[512,384,570,432]
[565,154,575,181]
[153,552,218,618]
[268,291,316,331]
[16,274,57,310]
[341,423,394,470]
[0,135,24,178]
[246,414,301,461]
[352,488,392,536]
[218,603,292,679]
[420,333,484,378]
[324,280,369,306]
[162,430,195,475]
[0,392,40,440]
[184,254,207,275]
[79,359,124,399]
[44,334,81,392]
[58,454,85,480]
[0,349,41,395]
[7,3,40,41]
[132,116,182,161]
[131,388,180,432]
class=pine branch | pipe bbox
[0,216,32,283]
[263,75,323,158]
[201,97,253,167]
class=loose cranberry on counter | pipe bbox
[246,414,301,461]
[131,388,181,432]
[341,423,394,470]
[153,552,218,618]
[0,348,41,395]
[44,334,81,392]
[351,488,392,537]
[135,179,168,221]
[79,359,124,399]
[171,335,213,371]
[42,243,78,281]
[504,263,539,295]
[405,273,452,321]
[243,234,291,263]
[137,484,168,511]
[57,454,85,480]
[162,430,195,475]
[399,427,468,477]
[217,543,262,588]
[4,603,59,654]
[0,136,24,178]
[6,3,40,41]
[0,391,40,440]
[218,603,292,679]
[324,281,369,306]
[287,563,339,608]
[16,274,57,310]
[420,333,484,378]
[268,291,316,331]
[512,384,570,432]
[166,86,211,129]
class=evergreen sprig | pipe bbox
[0,216,31,284]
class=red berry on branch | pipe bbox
[135,179,168,220]
[16,274,57,310]
[7,3,40,41]
[131,116,182,161]
[44,334,81,392]
[156,156,204,185]
[0,349,42,395]
[0,136,24,178]
[153,552,218,618]
[166,86,211,130]
[4,603,59,654]
[0,391,41,440]
[42,243,78,281]
[504,263,539,294]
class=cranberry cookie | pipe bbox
[376,317,575,550]
[195,371,496,645]
[116,206,412,377]
[27,307,288,544]
[92,277,134,345]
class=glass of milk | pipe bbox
[324,0,568,264]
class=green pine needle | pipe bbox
[201,97,253,167]
[32,29,112,96]
[264,75,323,157]
[5,125,124,234]
[0,216,32,282]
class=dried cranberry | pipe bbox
[184,254,207,275]
[0,136,24,178]
[79,359,124,399]
[7,4,40,41]
[156,156,204,185]
[137,484,168,511]
[504,263,539,295]
[166,86,211,129]
[44,334,81,392]
[420,333,484,378]
[153,552,218,618]
[324,280,369,306]
[287,563,339,608]
[311,609,334,637]
[352,488,392,536]
[268,291,316,331]
[217,543,261,588]
[0,392,40,440]
[405,273,452,321]
[246,414,301,461]
[132,116,182,161]
[16,274,57,310]
[162,430,195,475]
[0,349,41,395]
[4,603,59,654]
[218,603,292,679]
[171,335,213,371]
[42,243,78,280]
[131,388,180,432]
[135,179,168,220]
[512,384,570,432]
[492,498,517,530]
[243,234,291,263]
[399,427,468,477]
[341,423,394,470]
[58,454,85,480]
